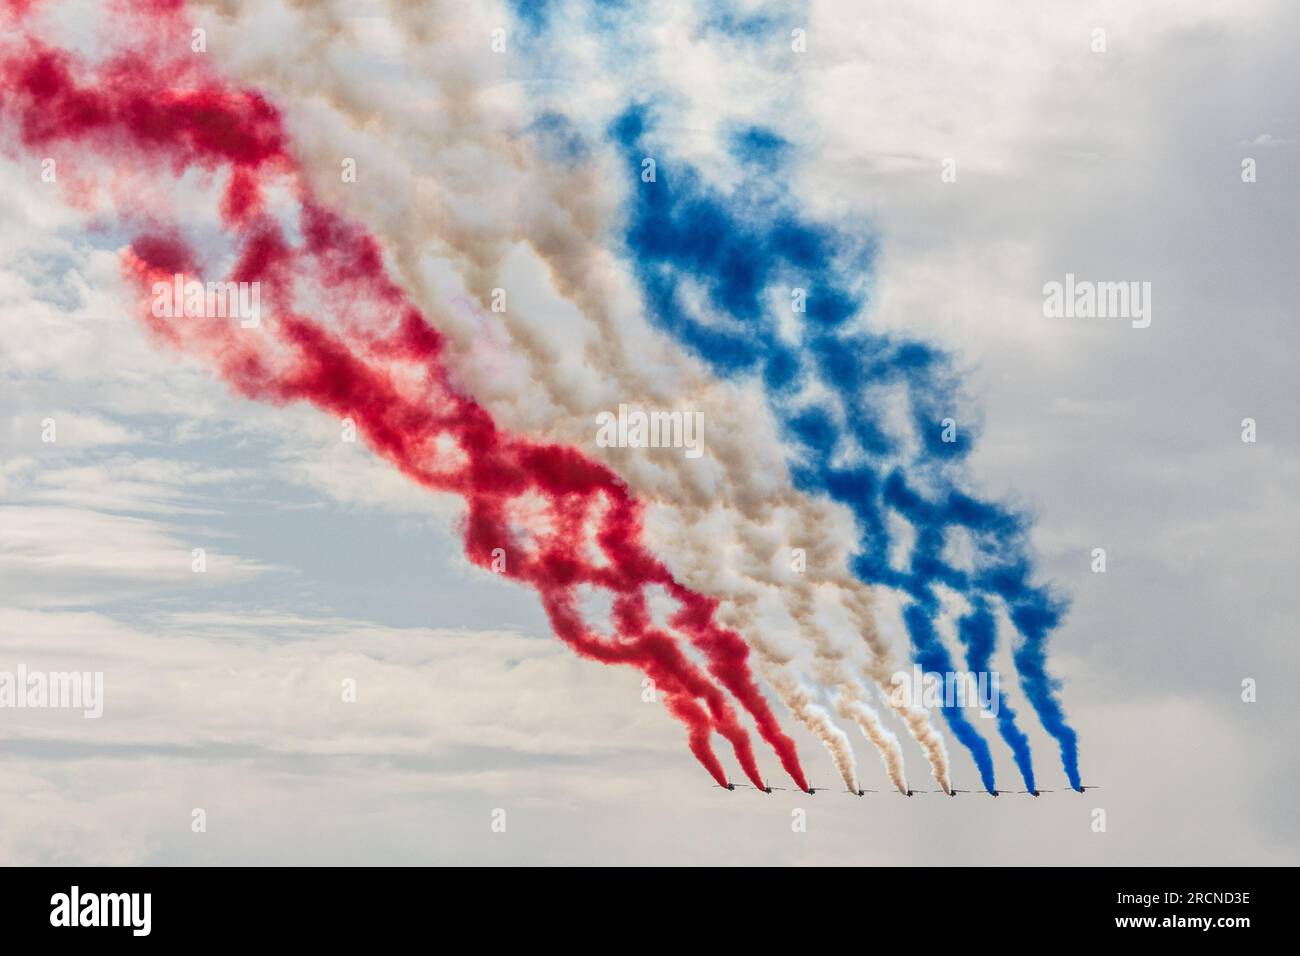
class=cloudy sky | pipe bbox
[0,0,1296,864]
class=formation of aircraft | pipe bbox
[713,782,1100,797]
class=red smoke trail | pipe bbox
[0,3,809,791]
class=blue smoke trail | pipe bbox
[958,599,1036,793]
[605,105,1080,791]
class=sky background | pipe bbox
[0,0,1296,864]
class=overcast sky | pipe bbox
[0,0,1296,864]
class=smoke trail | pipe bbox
[783,583,908,794]
[958,598,1036,793]
[443,0,1071,790]
[839,586,951,795]
[758,659,859,794]
[0,7,811,791]
[609,104,1080,789]
[186,0,889,794]
[182,0,955,792]
[835,695,907,794]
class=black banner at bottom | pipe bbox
[0,866,1273,942]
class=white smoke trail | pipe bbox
[752,653,859,794]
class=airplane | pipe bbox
[755,779,787,794]
[845,788,879,796]
[1073,785,1102,793]
[804,781,827,795]
[947,789,974,797]
[1016,789,1056,797]
[900,789,928,797]
[714,782,738,791]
